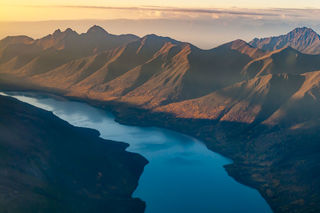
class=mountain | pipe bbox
[156,73,304,123]
[0,95,147,213]
[34,25,139,54]
[0,26,139,76]
[116,39,255,106]
[250,27,320,54]
[264,70,320,126]
[0,35,33,54]
[224,39,266,59]
[1,26,320,213]
[153,72,320,213]
[242,46,320,79]
[3,33,256,107]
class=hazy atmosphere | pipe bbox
[2,1,320,48]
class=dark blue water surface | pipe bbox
[3,92,272,213]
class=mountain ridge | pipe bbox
[250,27,320,54]
[1,25,320,213]
[241,46,320,79]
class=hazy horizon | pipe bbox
[2,1,320,49]
[1,19,320,49]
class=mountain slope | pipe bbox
[152,72,320,213]
[156,73,304,123]
[0,95,147,213]
[224,39,266,59]
[242,47,320,79]
[0,35,33,55]
[13,35,254,107]
[77,38,255,106]
[250,27,320,54]
[264,70,320,127]
[0,26,139,77]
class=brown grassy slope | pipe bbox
[156,73,304,123]
[242,47,320,79]
[73,39,256,107]
[264,70,320,126]
[10,36,256,108]
[224,39,266,59]
[30,47,125,90]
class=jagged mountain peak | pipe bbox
[65,28,76,34]
[53,29,61,34]
[250,27,320,54]
[34,27,79,50]
[251,27,319,43]
[290,26,317,34]
[287,27,319,41]
[51,28,78,38]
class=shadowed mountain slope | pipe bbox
[242,47,320,79]
[0,94,147,213]
[0,35,33,55]
[156,73,304,123]
[264,70,320,127]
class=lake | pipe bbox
[2,92,272,213]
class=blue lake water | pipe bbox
[3,92,272,213]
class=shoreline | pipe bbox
[0,94,148,213]
[0,81,276,212]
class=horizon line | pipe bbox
[1,24,318,47]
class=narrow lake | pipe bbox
[3,92,272,213]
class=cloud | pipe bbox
[21,4,320,19]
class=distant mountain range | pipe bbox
[250,27,320,55]
[1,26,320,213]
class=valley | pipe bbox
[1,26,320,212]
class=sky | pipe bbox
[1,1,320,48]
[2,0,320,21]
